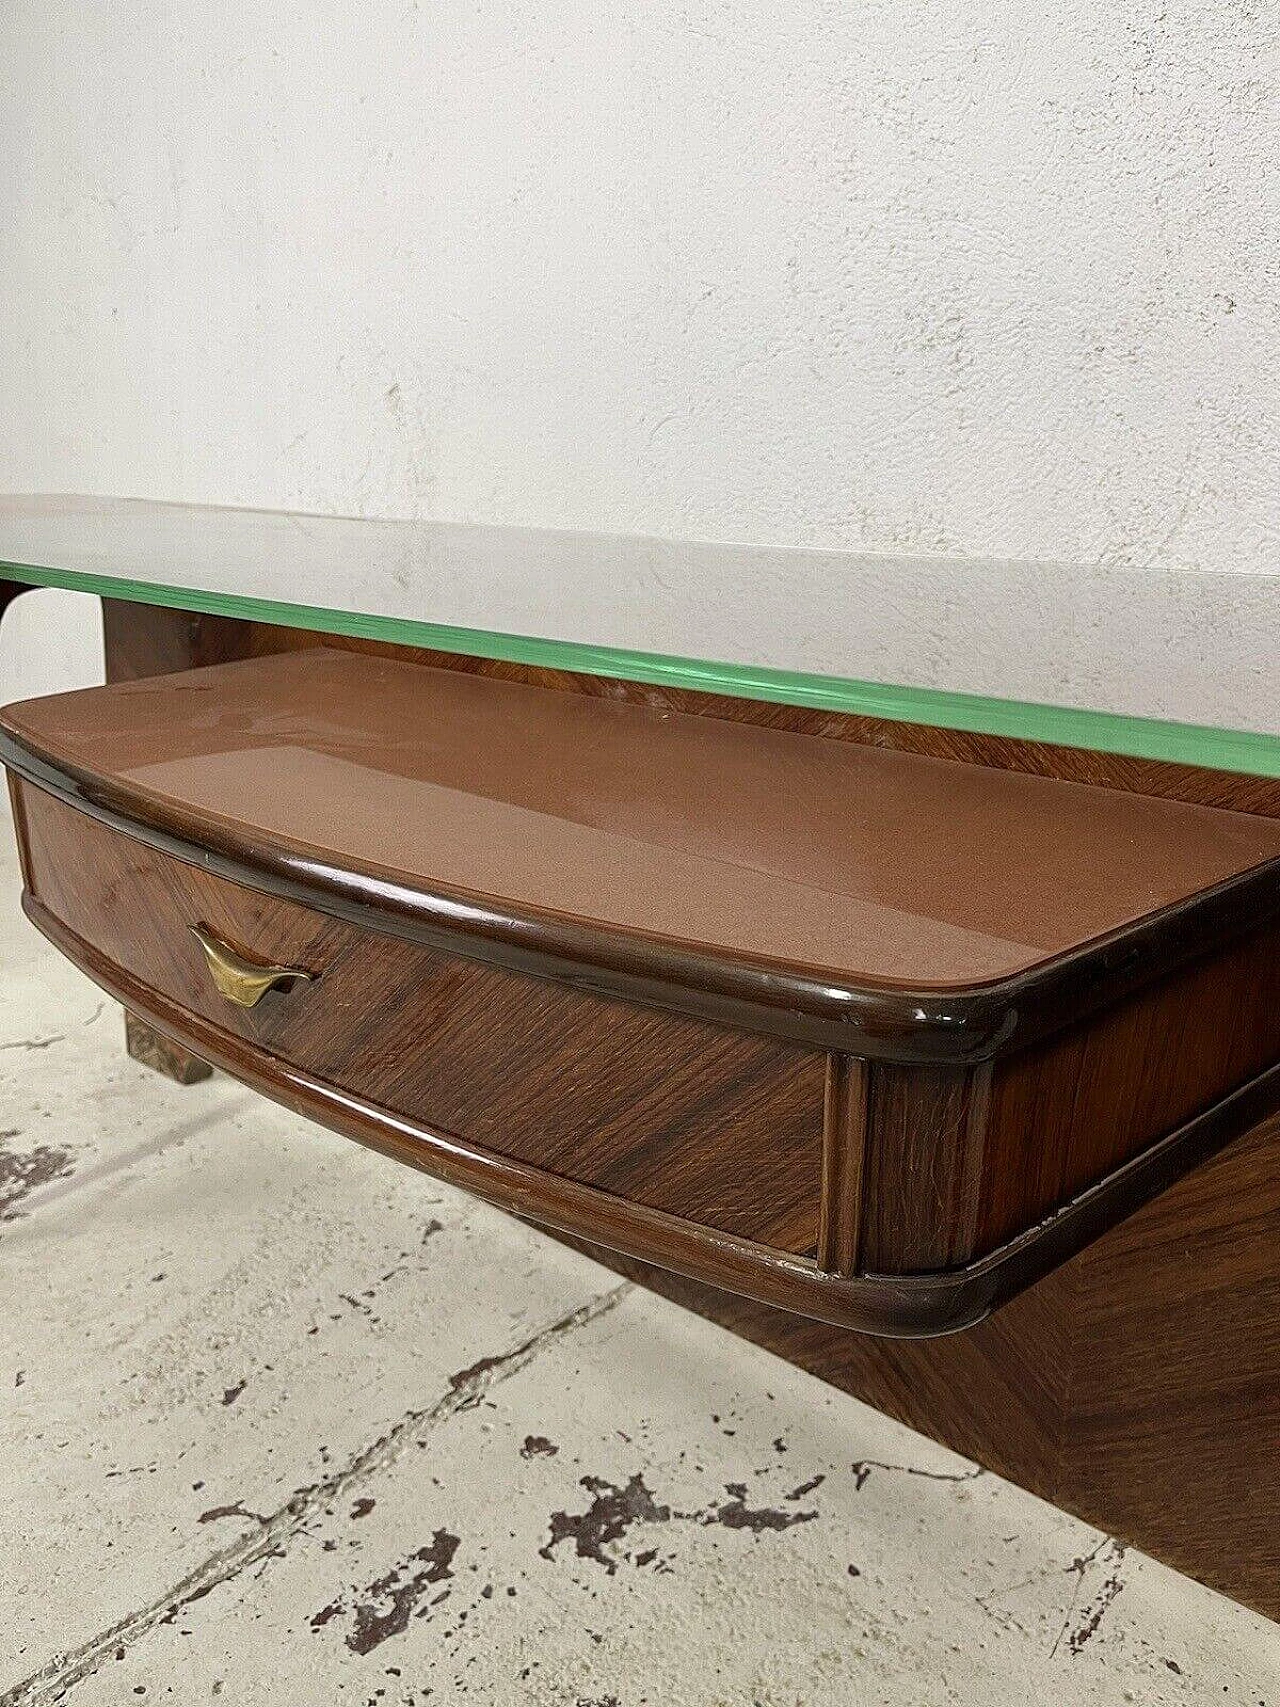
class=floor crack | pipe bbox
[0,1282,630,1705]
[851,1459,986,1492]
[1049,1536,1127,1658]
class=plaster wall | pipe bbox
[3,2,1277,574]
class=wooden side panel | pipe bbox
[855,921,1280,1271]
[977,920,1280,1251]
[858,1061,992,1270]
[102,601,256,683]
[17,780,825,1253]
[556,1105,1280,1621]
[1060,1115,1280,1614]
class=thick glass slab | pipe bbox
[1,495,1277,777]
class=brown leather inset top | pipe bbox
[4,648,1280,992]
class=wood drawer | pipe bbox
[13,780,826,1254]
[6,648,1280,1337]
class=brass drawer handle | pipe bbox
[189,924,315,1009]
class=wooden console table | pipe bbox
[2,500,1278,1621]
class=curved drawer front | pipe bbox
[13,780,825,1254]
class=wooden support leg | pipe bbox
[100,599,261,683]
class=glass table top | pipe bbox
[1,495,1277,778]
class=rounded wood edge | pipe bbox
[7,724,1280,1066]
[20,892,983,1336]
[23,891,1280,1341]
[0,729,1015,1062]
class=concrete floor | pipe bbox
[0,813,1276,1707]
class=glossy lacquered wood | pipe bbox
[10,753,1280,1334]
[14,780,824,1254]
[4,635,1280,1319]
[571,1104,1280,1622]
[101,597,232,1084]
[237,617,1280,820]
[101,599,257,683]
[855,908,1280,1269]
[6,648,1280,1070]
[59,605,1280,1621]
[21,816,1280,1342]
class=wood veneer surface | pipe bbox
[68,605,1280,1617]
[4,648,1280,994]
[566,1107,1280,1621]
[232,623,1280,820]
[16,781,824,1253]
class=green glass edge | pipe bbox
[2,557,1278,778]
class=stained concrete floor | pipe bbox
[0,814,1276,1707]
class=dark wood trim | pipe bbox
[5,770,32,875]
[102,600,256,684]
[20,889,976,1337]
[18,776,824,1255]
[817,1054,867,1275]
[23,890,1280,1339]
[861,1060,993,1269]
[4,722,1279,1069]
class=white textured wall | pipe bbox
[3,1,1279,574]
[0,589,102,702]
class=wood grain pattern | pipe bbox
[16,761,1280,1334]
[29,886,1023,1337]
[102,601,256,684]
[67,601,1280,1621]
[97,602,1280,822]
[974,922,1280,1251]
[103,600,252,1083]
[14,639,1280,1081]
[17,778,825,1253]
[856,917,1280,1269]
[816,1054,867,1275]
[1059,1119,1280,1617]
[10,608,1280,1289]
[860,1061,992,1269]
[218,618,1280,818]
[564,1106,1280,1622]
